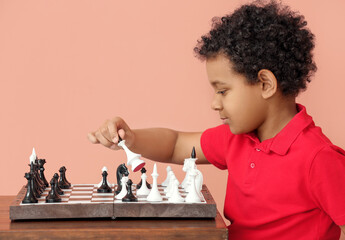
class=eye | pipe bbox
[217,90,227,95]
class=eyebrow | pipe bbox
[210,80,226,87]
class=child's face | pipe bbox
[206,54,267,134]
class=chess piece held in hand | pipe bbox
[117,136,145,172]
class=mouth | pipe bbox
[220,117,228,124]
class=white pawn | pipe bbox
[164,171,174,193]
[168,179,184,203]
[115,176,128,200]
[185,168,201,203]
[162,166,172,187]
[97,166,111,188]
[166,174,176,198]
[146,163,162,202]
[137,172,151,196]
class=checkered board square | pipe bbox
[19,184,206,205]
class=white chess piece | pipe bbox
[164,171,174,193]
[118,140,145,172]
[97,166,111,188]
[195,168,204,200]
[29,153,35,164]
[137,172,151,196]
[146,163,162,202]
[162,166,172,187]
[115,176,128,200]
[32,148,37,159]
[166,174,176,198]
[168,179,184,203]
[185,168,201,203]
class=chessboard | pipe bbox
[10,183,217,220]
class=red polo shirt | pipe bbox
[201,104,345,240]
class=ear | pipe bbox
[257,69,277,99]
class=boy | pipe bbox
[88,1,345,239]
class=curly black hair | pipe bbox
[194,0,317,97]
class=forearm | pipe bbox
[130,128,179,164]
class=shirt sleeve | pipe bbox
[200,124,231,170]
[309,144,345,226]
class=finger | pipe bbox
[100,123,113,143]
[108,122,118,143]
[87,132,99,144]
[94,130,114,148]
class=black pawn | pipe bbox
[22,172,38,204]
[59,166,71,189]
[53,173,64,195]
[122,179,137,202]
[38,159,49,187]
[97,171,112,193]
[136,167,151,189]
[191,146,196,158]
[46,178,61,203]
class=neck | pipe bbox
[256,98,297,142]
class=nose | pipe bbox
[211,94,223,111]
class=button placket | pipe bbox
[244,147,260,185]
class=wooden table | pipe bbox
[0,196,228,239]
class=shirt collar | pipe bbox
[244,103,314,155]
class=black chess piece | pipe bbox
[22,172,38,204]
[97,171,112,193]
[34,159,45,188]
[136,167,151,189]
[28,162,42,198]
[122,179,137,202]
[53,173,64,195]
[191,146,196,158]
[46,177,61,203]
[115,163,129,194]
[38,159,49,187]
[58,166,71,189]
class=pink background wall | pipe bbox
[1,0,345,232]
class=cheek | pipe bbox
[225,89,264,133]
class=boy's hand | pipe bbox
[87,117,134,150]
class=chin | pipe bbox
[229,126,246,135]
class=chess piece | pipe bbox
[58,166,71,189]
[97,171,112,193]
[22,172,38,204]
[166,174,177,198]
[122,179,138,202]
[115,163,129,194]
[38,159,49,187]
[46,177,61,203]
[115,176,128,200]
[118,140,145,172]
[53,173,64,195]
[97,166,111,187]
[29,159,42,197]
[136,170,151,196]
[136,167,151,189]
[168,179,184,203]
[182,147,198,192]
[195,168,204,200]
[164,171,174,193]
[162,166,172,187]
[146,163,162,202]
[185,168,201,203]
